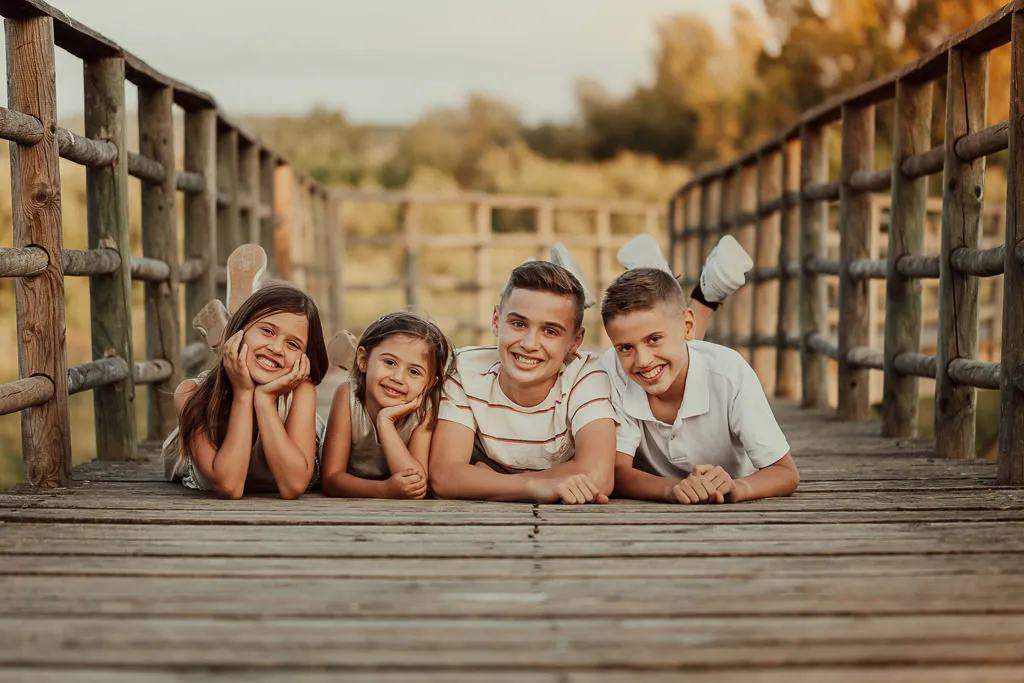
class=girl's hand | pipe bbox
[377,395,423,428]
[386,468,427,499]
[257,354,310,399]
[223,331,255,395]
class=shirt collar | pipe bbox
[617,342,709,422]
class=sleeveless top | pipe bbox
[346,379,422,480]
[162,377,325,493]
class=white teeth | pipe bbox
[638,366,662,380]
[513,353,541,366]
[257,355,280,370]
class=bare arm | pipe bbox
[176,381,255,500]
[612,451,674,502]
[729,453,799,503]
[377,411,429,479]
[511,418,616,498]
[253,380,318,499]
[321,383,427,499]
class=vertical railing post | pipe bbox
[259,151,278,275]
[882,80,933,437]
[1000,11,1024,485]
[776,139,801,399]
[936,48,987,459]
[474,202,492,345]
[536,201,554,261]
[312,188,328,317]
[6,15,70,485]
[402,202,420,313]
[595,205,613,347]
[799,124,830,409]
[84,54,135,461]
[239,141,260,244]
[325,194,344,331]
[837,104,875,421]
[753,151,781,392]
[711,171,734,342]
[139,85,180,440]
[184,108,218,371]
[668,195,684,274]
[733,166,757,360]
[215,126,240,302]
[698,179,717,277]
[684,187,700,292]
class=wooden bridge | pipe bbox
[2,0,1024,680]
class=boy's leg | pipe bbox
[688,235,753,341]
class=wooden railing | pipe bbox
[0,0,335,486]
[669,2,1024,484]
[332,190,664,346]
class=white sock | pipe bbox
[699,235,753,303]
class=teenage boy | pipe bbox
[429,258,617,505]
[602,236,799,504]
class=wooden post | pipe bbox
[536,202,554,261]
[800,124,830,409]
[84,55,135,461]
[139,85,180,440]
[882,80,932,437]
[698,179,718,275]
[326,195,345,331]
[184,108,218,364]
[259,151,277,274]
[1000,10,1024,485]
[402,202,420,312]
[753,151,781,392]
[668,196,684,274]
[239,141,260,244]
[475,202,492,345]
[710,171,734,341]
[595,206,613,347]
[936,48,987,459]
[6,16,70,486]
[732,166,757,361]
[684,187,701,290]
[216,126,239,302]
[776,139,801,399]
[837,104,875,421]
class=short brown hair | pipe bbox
[499,260,585,331]
[601,268,686,324]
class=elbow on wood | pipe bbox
[215,484,245,500]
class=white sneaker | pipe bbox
[616,234,671,274]
[699,235,753,303]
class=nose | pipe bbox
[521,327,540,350]
[636,345,654,368]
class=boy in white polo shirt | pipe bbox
[429,257,617,504]
[601,238,799,504]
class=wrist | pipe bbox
[726,478,750,503]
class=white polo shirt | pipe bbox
[602,340,790,479]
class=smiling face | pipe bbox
[357,333,433,414]
[242,311,310,385]
[605,302,695,398]
[493,287,584,404]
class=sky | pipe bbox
[6,0,763,124]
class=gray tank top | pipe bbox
[346,380,421,480]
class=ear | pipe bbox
[683,307,696,342]
[356,346,369,373]
[568,325,586,357]
[491,305,500,338]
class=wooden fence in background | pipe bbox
[0,0,337,487]
[669,1,1024,485]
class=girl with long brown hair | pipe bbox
[164,284,329,499]
[321,312,451,499]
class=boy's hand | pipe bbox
[671,470,725,504]
[386,469,428,499]
[377,395,423,429]
[530,474,608,505]
[256,354,310,399]
[223,331,255,395]
[694,464,735,499]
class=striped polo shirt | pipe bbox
[438,346,615,472]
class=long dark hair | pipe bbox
[178,284,329,459]
[350,312,451,427]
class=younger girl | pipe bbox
[164,284,330,499]
[321,312,451,499]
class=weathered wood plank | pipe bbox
[752,150,781,391]
[798,125,830,408]
[183,108,218,373]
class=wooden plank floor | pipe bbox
[2,392,1024,681]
